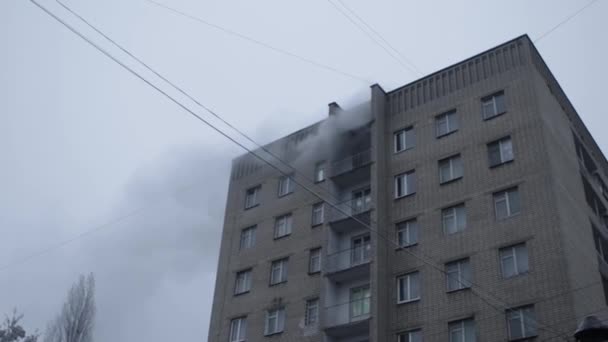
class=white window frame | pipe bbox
[397,219,418,248]
[305,298,319,326]
[398,329,422,342]
[394,126,415,153]
[311,203,324,226]
[439,154,463,184]
[244,185,260,209]
[436,110,458,137]
[278,175,294,197]
[308,248,322,274]
[395,170,416,198]
[500,243,529,278]
[229,317,247,342]
[239,225,256,250]
[494,188,520,220]
[349,285,371,318]
[488,137,514,166]
[446,258,471,292]
[397,271,420,304]
[234,269,252,295]
[482,91,506,120]
[507,305,537,340]
[442,204,466,235]
[314,161,326,182]
[274,214,293,238]
[448,318,476,342]
[270,258,288,285]
[264,308,285,335]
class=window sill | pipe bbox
[483,111,507,121]
[264,331,284,337]
[311,223,324,228]
[489,159,514,169]
[269,281,287,287]
[394,146,415,155]
[446,287,471,294]
[440,177,463,186]
[278,192,293,198]
[496,212,521,222]
[233,290,250,297]
[244,203,260,211]
[395,243,418,251]
[502,271,529,280]
[307,271,321,276]
[397,298,420,306]
[436,130,458,139]
[394,192,416,201]
[314,179,325,184]
[508,334,538,342]
[273,234,291,241]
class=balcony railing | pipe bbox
[330,149,372,177]
[328,198,372,223]
[324,297,371,328]
[325,246,371,274]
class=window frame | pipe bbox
[239,225,256,250]
[488,136,514,167]
[274,213,293,239]
[398,329,422,342]
[397,219,418,248]
[314,161,326,183]
[506,305,537,341]
[448,317,476,342]
[446,258,472,292]
[494,187,521,220]
[499,243,529,278]
[244,185,261,209]
[234,269,252,295]
[311,202,324,227]
[439,154,464,184]
[305,298,319,326]
[435,109,459,138]
[277,174,294,197]
[269,258,289,285]
[264,308,285,336]
[397,271,421,304]
[229,316,247,342]
[481,90,506,120]
[308,248,322,274]
[394,126,415,153]
[395,170,416,199]
[442,204,467,235]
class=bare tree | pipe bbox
[0,309,38,342]
[43,274,95,342]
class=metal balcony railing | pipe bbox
[330,149,372,177]
[324,297,371,328]
[325,246,371,274]
[327,198,372,223]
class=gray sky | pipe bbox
[1,0,606,340]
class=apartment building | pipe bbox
[207,35,608,342]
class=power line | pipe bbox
[334,0,422,75]
[23,3,575,338]
[141,0,371,84]
[534,0,601,43]
[323,0,419,77]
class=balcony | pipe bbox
[329,149,372,187]
[324,297,371,337]
[327,198,372,232]
[325,246,371,282]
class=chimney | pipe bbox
[328,102,342,116]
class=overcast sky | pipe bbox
[1,0,607,340]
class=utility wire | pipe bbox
[334,0,422,75]
[23,3,572,338]
[141,0,371,84]
[324,0,419,77]
[534,0,601,43]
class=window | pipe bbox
[264,308,285,335]
[309,248,321,274]
[494,187,520,220]
[500,243,529,278]
[270,258,288,285]
[229,317,247,342]
[439,154,463,184]
[442,204,467,235]
[352,188,371,213]
[305,299,319,326]
[351,234,371,265]
[397,219,418,248]
[394,126,415,153]
[507,305,537,340]
[395,170,416,198]
[446,259,471,292]
[314,161,326,182]
[311,203,324,226]
[244,185,260,209]
[234,269,252,295]
[278,175,294,197]
[488,137,514,167]
[436,110,459,137]
[481,91,506,120]
[274,214,293,238]
[398,330,422,342]
[239,226,256,250]
[449,318,476,342]
[350,285,370,318]
[397,271,420,303]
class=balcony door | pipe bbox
[351,234,371,266]
[352,188,371,214]
[349,285,370,320]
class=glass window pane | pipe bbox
[495,195,508,219]
[406,129,416,149]
[501,252,516,278]
[501,138,514,162]
[437,116,448,136]
[440,161,451,183]
[407,172,416,195]
[450,112,460,131]
[453,156,463,179]
[464,319,476,342]
[456,206,466,231]
[495,93,506,114]
[410,272,420,299]
[509,189,521,215]
[488,142,502,166]
[444,211,456,234]
[507,311,522,339]
[517,245,529,274]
